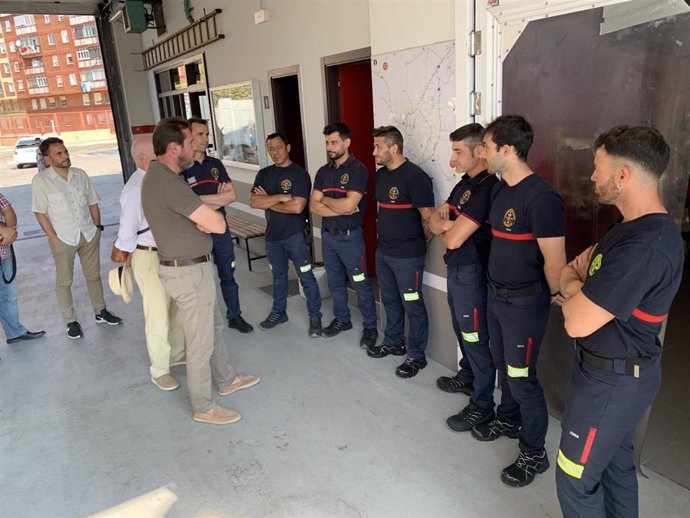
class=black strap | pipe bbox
[1,245,17,284]
[136,226,150,235]
[576,344,655,378]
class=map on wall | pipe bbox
[372,41,457,202]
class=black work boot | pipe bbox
[501,450,550,487]
[446,403,495,432]
[471,418,520,442]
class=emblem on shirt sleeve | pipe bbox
[281,179,292,191]
[503,208,516,228]
[459,190,472,205]
[211,168,220,181]
[389,186,399,201]
[340,173,350,185]
[588,253,603,277]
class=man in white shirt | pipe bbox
[114,136,186,391]
[32,137,122,339]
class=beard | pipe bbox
[595,175,620,204]
[328,150,345,161]
[177,155,193,170]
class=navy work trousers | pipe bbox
[211,227,241,320]
[488,290,551,454]
[556,356,661,518]
[266,231,321,318]
[376,249,428,360]
[322,227,377,329]
[447,264,493,409]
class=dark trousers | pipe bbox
[266,231,321,318]
[488,290,550,454]
[322,227,377,329]
[211,227,241,320]
[447,264,494,409]
[376,249,428,360]
[556,357,661,518]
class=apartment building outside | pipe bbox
[0,13,115,145]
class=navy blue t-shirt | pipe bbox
[253,162,311,241]
[375,159,435,257]
[488,173,564,288]
[444,170,498,267]
[182,155,231,214]
[580,213,683,360]
[313,155,368,231]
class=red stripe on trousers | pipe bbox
[580,427,598,464]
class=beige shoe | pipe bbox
[217,374,261,396]
[151,374,180,391]
[170,355,186,367]
[192,405,241,425]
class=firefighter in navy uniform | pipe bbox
[428,123,498,429]
[471,115,567,488]
[182,118,253,333]
[368,126,435,378]
[250,133,323,337]
[310,123,379,348]
[558,126,683,518]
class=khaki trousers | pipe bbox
[158,261,236,413]
[49,230,105,323]
[131,249,186,378]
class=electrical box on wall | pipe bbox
[254,8,269,25]
[123,0,148,34]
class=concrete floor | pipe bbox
[1,181,690,517]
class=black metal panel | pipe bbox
[501,7,690,464]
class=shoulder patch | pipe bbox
[339,172,350,185]
[589,253,603,277]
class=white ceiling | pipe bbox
[0,0,101,16]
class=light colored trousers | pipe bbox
[158,261,236,413]
[49,230,105,323]
[131,248,185,378]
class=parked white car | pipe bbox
[13,137,40,169]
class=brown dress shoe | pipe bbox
[192,405,241,425]
[217,374,261,396]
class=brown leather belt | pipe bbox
[159,255,211,267]
[136,244,158,252]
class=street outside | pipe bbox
[0,139,125,239]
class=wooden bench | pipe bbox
[226,215,267,271]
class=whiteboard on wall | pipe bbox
[371,41,458,202]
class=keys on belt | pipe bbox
[575,343,655,378]
[159,254,211,267]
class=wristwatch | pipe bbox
[96,224,104,231]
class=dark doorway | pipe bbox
[324,56,377,275]
[271,74,306,169]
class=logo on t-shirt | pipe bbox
[503,208,516,228]
[389,186,399,201]
[281,179,292,191]
[589,253,603,277]
[211,168,220,181]
[339,173,350,185]
[459,190,472,205]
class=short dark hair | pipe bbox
[152,117,189,156]
[593,125,670,179]
[39,137,63,156]
[449,123,484,151]
[483,115,533,161]
[373,125,404,154]
[266,132,289,145]
[187,117,208,127]
[323,122,351,140]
